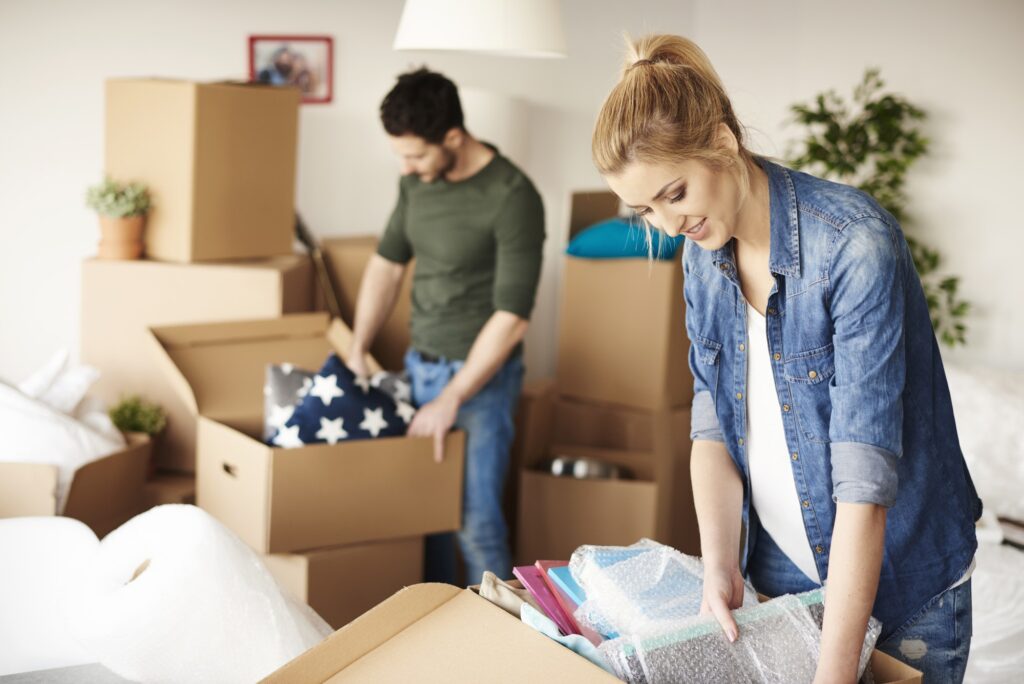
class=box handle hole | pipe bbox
[222,463,237,477]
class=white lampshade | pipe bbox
[393,0,568,58]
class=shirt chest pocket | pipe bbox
[783,344,835,443]
[694,335,723,398]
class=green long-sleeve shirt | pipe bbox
[377,149,545,361]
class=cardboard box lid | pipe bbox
[148,313,381,425]
[261,583,618,683]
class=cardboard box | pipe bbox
[261,583,619,683]
[557,254,691,410]
[319,236,414,372]
[81,254,313,472]
[105,78,300,263]
[262,583,923,683]
[0,433,150,537]
[148,312,465,553]
[264,537,424,630]
[506,378,557,552]
[516,392,700,563]
[142,471,196,509]
[556,191,693,410]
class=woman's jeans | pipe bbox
[747,527,972,683]
[405,348,524,587]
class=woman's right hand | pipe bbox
[700,563,745,642]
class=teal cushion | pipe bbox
[566,218,683,260]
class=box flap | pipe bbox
[262,584,618,683]
[569,191,621,240]
[65,433,150,537]
[148,313,376,423]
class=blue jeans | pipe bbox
[747,527,972,683]
[404,348,524,587]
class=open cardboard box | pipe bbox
[81,254,313,473]
[148,312,465,553]
[516,384,700,562]
[556,191,693,411]
[0,433,150,537]
[261,582,922,683]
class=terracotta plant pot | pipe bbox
[98,214,145,260]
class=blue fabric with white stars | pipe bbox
[266,353,412,448]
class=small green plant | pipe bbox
[85,177,152,218]
[787,69,969,346]
[109,396,166,436]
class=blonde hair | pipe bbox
[593,34,754,193]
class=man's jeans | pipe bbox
[405,348,524,586]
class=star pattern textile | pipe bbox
[266,353,410,447]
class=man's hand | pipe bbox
[346,347,371,381]
[407,389,460,463]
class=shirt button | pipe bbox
[808,370,818,379]
[719,263,729,271]
[815,545,824,554]
[782,404,791,412]
[738,438,745,446]
[767,307,777,315]
[773,352,782,362]
[738,343,745,352]
[791,452,799,461]
[736,392,743,400]
[802,499,810,509]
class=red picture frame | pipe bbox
[249,35,334,105]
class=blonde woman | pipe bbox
[593,35,980,683]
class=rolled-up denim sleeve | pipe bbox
[683,246,725,443]
[827,217,907,507]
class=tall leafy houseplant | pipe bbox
[787,70,969,346]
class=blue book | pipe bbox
[547,565,587,606]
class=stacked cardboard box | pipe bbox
[318,235,414,372]
[149,313,466,628]
[515,191,699,563]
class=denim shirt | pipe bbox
[684,158,981,638]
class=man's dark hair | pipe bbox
[380,68,464,144]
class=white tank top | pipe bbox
[746,302,821,584]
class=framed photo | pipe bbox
[249,35,333,104]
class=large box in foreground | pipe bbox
[0,433,150,537]
[81,254,313,473]
[105,78,300,263]
[149,313,465,553]
[262,583,923,683]
[264,537,423,630]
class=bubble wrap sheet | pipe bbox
[598,590,881,683]
[570,541,881,683]
[569,539,759,639]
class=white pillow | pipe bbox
[944,361,1024,521]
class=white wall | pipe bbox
[692,0,1024,370]
[0,0,689,384]
[1,0,1022,386]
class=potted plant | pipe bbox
[85,177,152,260]
[109,395,167,477]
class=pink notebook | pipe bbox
[536,560,603,645]
[535,560,581,635]
[513,565,576,637]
